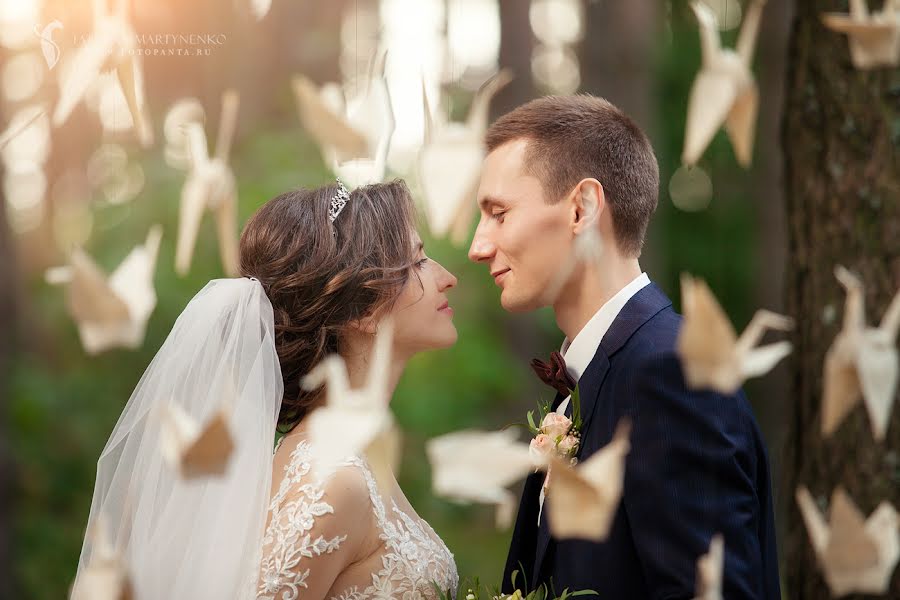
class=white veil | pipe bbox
[72,277,284,599]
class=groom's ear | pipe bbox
[570,178,605,234]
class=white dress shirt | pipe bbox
[537,273,651,520]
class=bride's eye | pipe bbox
[415,257,429,269]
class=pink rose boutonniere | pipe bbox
[525,384,584,466]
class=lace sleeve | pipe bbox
[257,456,373,600]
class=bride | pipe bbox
[71,180,460,600]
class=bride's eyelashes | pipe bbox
[415,257,429,269]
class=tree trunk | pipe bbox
[578,0,659,132]
[748,0,793,563]
[492,0,534,120]
[783,1,900,598]
[578,0,662,282]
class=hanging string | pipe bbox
[447,0,455,123]
[355,0,359,91]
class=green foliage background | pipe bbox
[7,7,770,599]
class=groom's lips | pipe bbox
[491,268,510,285]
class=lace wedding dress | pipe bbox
[257,436,459,600]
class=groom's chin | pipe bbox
[499,291,540,313]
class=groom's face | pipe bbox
[469,139,573,312]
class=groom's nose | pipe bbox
[468,227,495,263]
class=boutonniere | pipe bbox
[525,384,583,467]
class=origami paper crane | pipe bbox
[54,0,153,147]
[175,90,240,277]
[46,225,162,354]
[292,76,368,160]
[682,0,767,167]
[70,516,132,600]
[822,0,900,69]
[822,265,900,441]
[250,0,272,20]
[419,70,512,245]
[427,428,536,528]
[546,420,631,541]
[160,402,235,479]
[163,98,205,170]
[692,534,724,600]
[797,485,899,596]
[332,55,394,188]
[292,51,395,187]
[361,424,402,499]
[332,139,391,190]
[302,320,399,492]
[677,274,794,394]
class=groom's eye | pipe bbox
[491,211,506,223]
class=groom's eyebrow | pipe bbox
[479,196,508,211]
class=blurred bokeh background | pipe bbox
[0,0,896,598]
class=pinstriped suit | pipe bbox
[502,283,781,600]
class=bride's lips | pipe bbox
[437,300,453,317]
[491,268,510,285]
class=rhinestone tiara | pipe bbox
[328,179,351,223]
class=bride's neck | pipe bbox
[341,331,407,398]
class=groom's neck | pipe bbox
[553,256,643,342]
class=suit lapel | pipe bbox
[577,283,672,438]
[598,283,672,356]
[531,283,673,581]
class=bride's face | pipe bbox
[389,235,458,356]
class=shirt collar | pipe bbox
[560,272,651,381]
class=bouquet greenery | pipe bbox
[436,570,599,600]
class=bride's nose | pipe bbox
[437,264,457,291]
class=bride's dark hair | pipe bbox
[239,180,417,432]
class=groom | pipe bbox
[468,95,781,599]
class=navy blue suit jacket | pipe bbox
[502,283,781,599]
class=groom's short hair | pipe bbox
[485,95,659,257]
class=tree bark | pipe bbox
[577,0,663,281]
[492,0,534,120]
[748,0,793,563]
[783,1,900,598]
[578,0,659,132]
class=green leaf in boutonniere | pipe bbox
[526,410,540,436]
[504,394,556,436]
[571,383,583,431]
[538,396,552,419]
